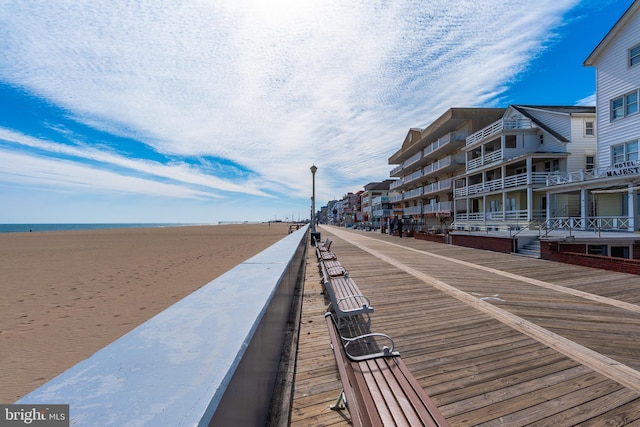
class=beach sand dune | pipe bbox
[0,222,291,403]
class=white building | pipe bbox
[454,105,596,231]
[546,1,640,233]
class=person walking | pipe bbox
[397,217,402,238]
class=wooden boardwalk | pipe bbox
[290,225,640,426]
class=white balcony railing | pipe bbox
[423,178,453,196]
[372,209,394,218]
[389,193,403,203]
[405,169,423,184]
[466,149,503,171]
[454,172,550,197]
[371,196,389,205]
[545,216,631,231]
[405,151,422,167]
[455,209,544,222]
[390,178,404,190]
[390,164,403,176]
[423,201,452,214]
[403,206,423,215]
[404,187,423,199]
[546,163,640,186]
[466,118,534,146]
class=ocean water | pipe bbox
[0,223,202,234]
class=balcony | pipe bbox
[423,201,452,215]
[423,154,465,178]
[546,162,639,186]
[372,209,394,218]
[404,169,424,185]
[372,196,390,205]
[467,149,503,171]
[390,164,403,176]
[403,206,422,215]
[403,187,424,200]
[466,118,534,146]
[455,209,545,222]
[423,179,453,196]
[454,172,549,197]
[390,151,423,177]
[389,193,403,203]
[390,178,404,190]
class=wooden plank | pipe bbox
[327,227,640,394]
[291,227,640,426]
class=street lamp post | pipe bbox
[310,165,317,232]
[310,165,319,244]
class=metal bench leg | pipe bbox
[330,390,347,411]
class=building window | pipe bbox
[611,90,640,121]
[627,92,638,115]
[585,121,595,136]
[611,246,630,259]
[629,141,639,161]
[612,97,624,120]
[612,141,639,164]
[544,160,560,172]
[588,245,608,256]
[630,44,640,67]
[586,155,595,171]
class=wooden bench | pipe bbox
[316,237,332,252]
[325,313,450,427]
[317,248,337,261]
[324,276,373,328]
[320,259,348,283]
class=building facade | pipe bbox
[358,180,395,229]
[388,108,505,232]
[545,1,640,233]
[453,105,596,231]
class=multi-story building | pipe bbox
[330,199,343,225]
[545,1,640,234]
[341,192,360,227]
[453,105,596,231]
[388,108,505,232]
[358,180,395,229]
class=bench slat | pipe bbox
[330,277,371,313]
[365,358,398,425]
[369,358,408,426]
[390,357,451,426]
[325,314,450,427]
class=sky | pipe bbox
[0,0,634,224]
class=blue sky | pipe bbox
[0,0,633,223]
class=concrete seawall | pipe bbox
[18,225,309,426]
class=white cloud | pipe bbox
[0,0,580,204]
[0,128,269,197]
[0,148,216,199]
[576,93,597,106]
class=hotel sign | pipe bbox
[606,161,640,177]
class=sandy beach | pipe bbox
[0,222,291,403]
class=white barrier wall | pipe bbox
[18,225,309,426]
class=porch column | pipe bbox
[546,190,551,221]
[629,183,635,231]
[580,188,588,231]
[502,192,507,222]
[527,187,533,221]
